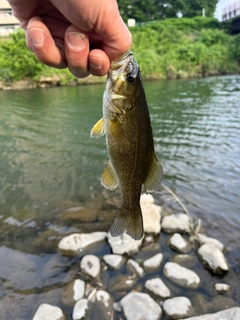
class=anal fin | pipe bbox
[144,152,163,193]
[101,162,118,191]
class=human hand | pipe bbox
[8,0,132,78]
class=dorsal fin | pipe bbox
[144,152,163,193]
[101,162,118,191]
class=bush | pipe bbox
[0,29,43,81]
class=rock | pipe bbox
[113,302,122,312]
[80,255,100,278]
[163,262,200,289]
[161,213,191,233]
[163,296,194,319]
[183,307,240,320]
[58,232,107,255]
[62,207,98,223]
[38,75,61,87]
[197,234,224,251]
[172,254,196,268]
[140,196,161,234]
[109,274,138,292]
[126,259,145,277]
[72,299,91,320]
[62,279,85,306]
[209,295,238,313]
[198,243,228,274]
[214,283,231,294]
[92,290,114,320]
[108,233,143,255]
[32,303,67,320]
[103,254,125,270]
[143,235,155,245]
[145,277,171,299]
[143,253,163,272]
[192,294,210,315]
[140,194,155,204]
[120,292,162,320]
[169,233,191,253]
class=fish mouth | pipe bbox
[110,51,133,72]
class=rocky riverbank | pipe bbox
[0,75,106,91]
[32,194,240,320]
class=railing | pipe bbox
[222,1,240,21]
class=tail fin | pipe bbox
[110,205,143,240]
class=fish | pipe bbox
[90,52,163,240]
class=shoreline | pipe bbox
[0,71,239,91]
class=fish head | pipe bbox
[107,52,141,98]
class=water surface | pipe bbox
[0,75,239,319]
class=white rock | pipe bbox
[72,299,90,320]
[32,304,66,320]
[73,279,85,301]
[145,278,171,299]
[113,302,122,312]
[93,290,114,320]
[108,233,143,255]
[163,262,200,289]
[96,290,111,308]
[161,213,191,233]
[197,234,224,251]
[143,253,163,272]
[80,255,100,278]
[140,194,155,204]
[214,283,231,293]
[184,307,240,320]
[62,279,85,306]
[127,259,145,277]
[198,243,228,274]
[141,202,161,234]
[58,232,107,254]
[163,296,194,319]
[103,254,125,270]
[120,292,162,320]
[169,233,191,253]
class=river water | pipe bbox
[0,75,239,319]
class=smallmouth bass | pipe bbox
[91,52,163,240]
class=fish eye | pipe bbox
[127,73,135,83]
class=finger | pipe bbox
[64,25,90,78]
[91,1,132,62]
[89,49,110,76]
[26,17,67,68]
[8,0,39,29]
[51,0,132,62]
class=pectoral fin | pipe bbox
[101,162,118,191]
[144,153,163,193]
[90,118,105,138]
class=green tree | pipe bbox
[117,0,218,22]
[180,0,219,18]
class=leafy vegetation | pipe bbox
[0,17,239,86]
[130,17,240,79]
[118,0,219,22]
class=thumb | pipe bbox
[94,2,132,61]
